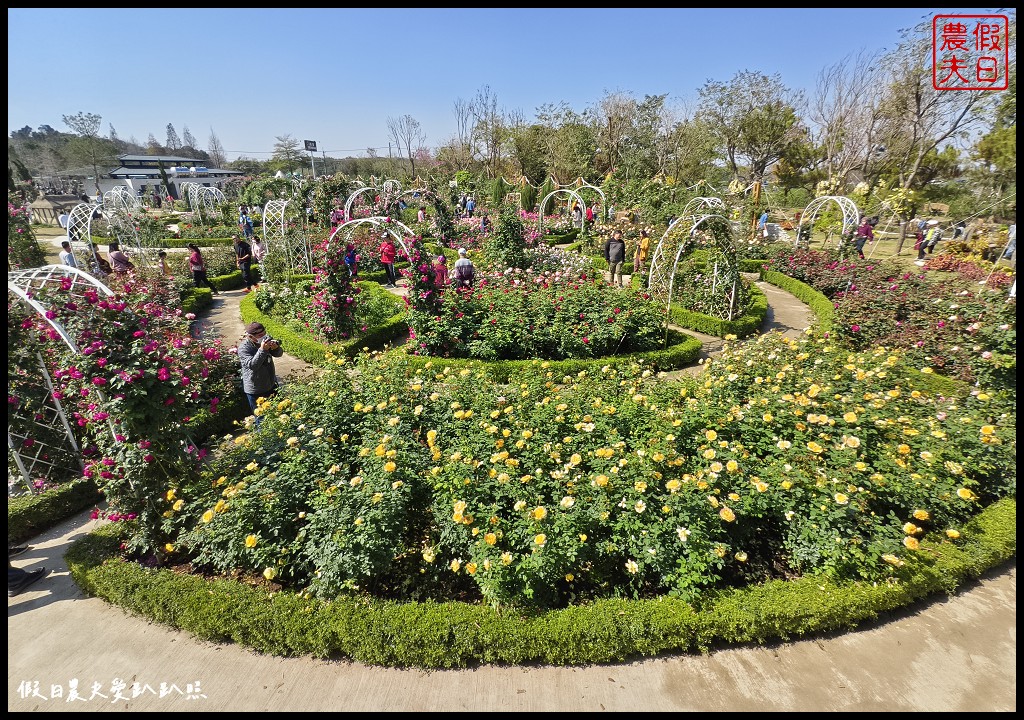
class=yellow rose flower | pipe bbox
[384,461,397,472]
[913,509,930,521]
[165,489,176,501]
[450,559,461,573]
[719,507,736,522]
[534,534,547,546]
[843,412,858,423]
[531,506,547,520]
[956,487,976,500]
[202,509,214,523]
[465,562,477,575]
[734,551,748,562]
[245,534,258,548]
[172,499,184,512]
[807,441,824,454]
[484,532,497,545]
[164,543,175,553]
[834,493,849,505]
[263,567,277,580]
[945,529,960,539]
[705,430,717,441]
[903,522,920,535]
[882,554,905,567]
[903,536,920,550]
[501,552,512,565]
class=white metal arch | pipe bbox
[664,214,740,318]
[537,189,588,233]
[8,265,118,491]
[571,184,607,219]
[647,198,728,294]
[103,201,152,270]
[66,203,99,270]
[262,199,313,274]
[104,185,141,215]
[344,186,378,220]
[796,196,861,249]
[329,216,416,265]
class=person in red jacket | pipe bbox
[379,235,398,287]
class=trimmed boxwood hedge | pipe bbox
[398,328,703,383]
[63,498,1015,668]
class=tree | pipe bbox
[182,125,198,151]
[469,85,509,179]
[165,123,182,151]
[507,123,548,184]
[696,71,804,183]
[270,134,303,174]
[871,21,998,251]
[809,50,882,191]
[207,128,227,169]
[62,111,117,195]
[387,114,426,178]
[146,134,163,155]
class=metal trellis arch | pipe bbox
[647,197,728,296]
[795,196,861,250]
[7,265,117,492]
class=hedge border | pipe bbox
[63,498,1015,668]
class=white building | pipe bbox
[101,154,243,200]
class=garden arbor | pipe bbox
[536,188,589,234]
[795,196,861,250]
[647,197,729,296]
[66,202,101,269]
[330,216,416,262]
[262,198,314,275]
[7,265,116,492]
[649,212,745,323]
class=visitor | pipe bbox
[237,321,282,425]
[233,235,254,292]
[952,220,966,239]
[454,247,475,289]
[585,203,594,225]
[187,244,219,294]
[239,208,255,239]
[918,221,942,261]
[604,230,627,287]
[9,547,46,597]
[433,254,449,287]
[58,210,70,230]
[758,210,769,237]
[572,203,583,229]
[158,250,172,276]
[152,191,162,209]
[251,235,267,264]
[634,229,651,275]
[379,235,398,288]
[854,217,874,260]
[344,243,359,279]
[466,195,476,218]
[89,245,112,277]
[107,242,135,274]
[58,240,78,269]
[480,214,490,233]
[330,205,345,231]
[1002,224,1015,260]
[417,206,426,224]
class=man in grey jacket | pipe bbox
[238,321,283,422]
[604,230,627,287]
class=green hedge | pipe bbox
[669,283,768,339]
[239,283,408,366]
[159,237,236,249]
[64,498,1015,667]
[398,328,702,383]
[8,479,103,544]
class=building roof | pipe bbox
[117,154,206,163]
[108,166,242,177]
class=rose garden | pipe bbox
[7,165,1016,666]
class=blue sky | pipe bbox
[6,8,991,162]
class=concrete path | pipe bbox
[8,274,1016,712]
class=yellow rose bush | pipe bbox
[164,332,1013,610]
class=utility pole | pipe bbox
[304,140,318,179]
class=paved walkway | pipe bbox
[8,275,1016,712]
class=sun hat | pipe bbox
[458,248,467,256]
[245,321,265,335]
[927,220,939,226]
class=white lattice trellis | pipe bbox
[647,198,728,297]
[8,266,117,492]
[795,196,861,249]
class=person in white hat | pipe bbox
[454,247,475,289]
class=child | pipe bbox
[158,250,172,276]
[344,243,359,278]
